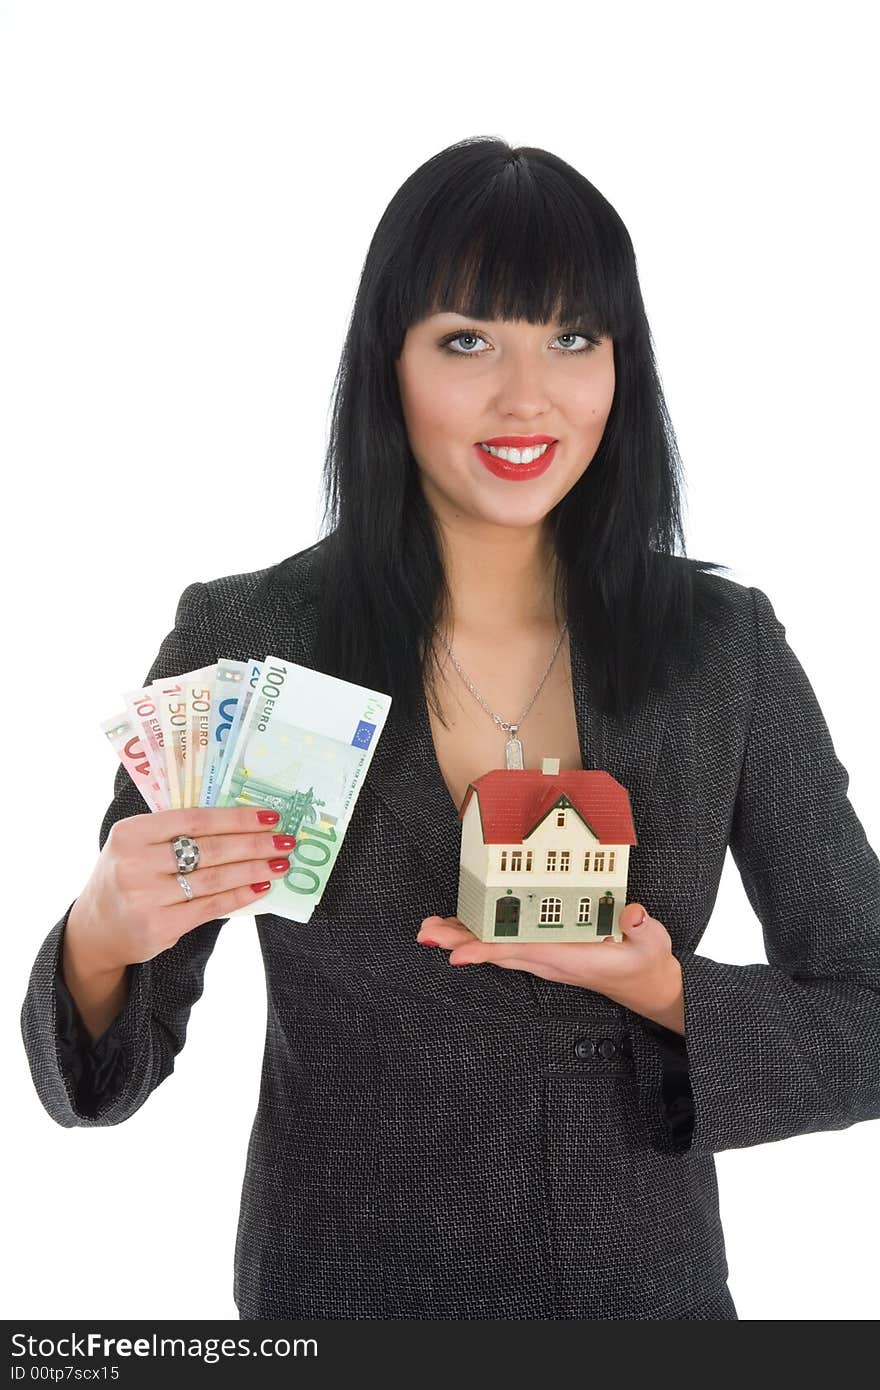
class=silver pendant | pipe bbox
[505,732,524,770]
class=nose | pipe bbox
[490,358,554,420]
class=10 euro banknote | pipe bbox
[101,656,392,922]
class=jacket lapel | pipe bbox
[364,672,464,903]
[571,624,675,847]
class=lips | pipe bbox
[474,440,558,481]
[479,434,558,447]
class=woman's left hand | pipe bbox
[416,902,685,1035]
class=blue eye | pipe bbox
[439,329,600,357]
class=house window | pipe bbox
[582,850,591,872]
[539,897,563,924]
[556,809,566,827]
[594,851,605,872]
[559,850,570,872]
[500,851,507,870]
[525,850,533,871]
[511,850,523,871]
[608,850,615,872]
[546,850,558,872]
[577,897,591,922]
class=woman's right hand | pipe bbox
[65,807,296,973]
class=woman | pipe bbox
[21,138,880,1320]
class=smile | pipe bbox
[480,442,551,463]
[473,440,558,480]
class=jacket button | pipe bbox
[573,1037,593,1060]
[595,1037,618,1060]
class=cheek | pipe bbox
[413,387,482,459]
[404,378,461,440]
[599,358,616,413]
[582,370,615,428]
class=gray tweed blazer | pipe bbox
[20,538,880,1320]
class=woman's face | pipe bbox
[394,311,615,530]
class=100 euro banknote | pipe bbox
[101,656,392,922]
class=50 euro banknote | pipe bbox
[101,656,392,922]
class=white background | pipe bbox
[3,0,878,1322]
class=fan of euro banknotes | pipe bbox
[100,655,392,923]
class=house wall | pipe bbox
[456,796,631,943]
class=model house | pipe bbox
[455,757,636,943]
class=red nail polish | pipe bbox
[251,881,271,893]
[272,834,296,850]
[257,810,280,825]
[267,857,290,872]
[419,938,441,947]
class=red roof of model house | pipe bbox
[458,766,637,846]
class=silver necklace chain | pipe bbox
[436,620,569,770]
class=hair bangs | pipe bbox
[385,147,635,351]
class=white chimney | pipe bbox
[541,757,561,775]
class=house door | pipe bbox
[597,891,614,936]
[494,896,521,937]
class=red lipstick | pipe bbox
[474,439,558,481]
[479,434,558,447]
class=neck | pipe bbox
[436,518,562,641]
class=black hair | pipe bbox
[285,135,730,725]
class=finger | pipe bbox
[618,903,668,954]
[146,824,298,878]
[453,954,576,985]
[494,958,577,984]
[128,806,297,878]
[448,944,508,966]
[447,936,577,966]
[168,876,283,934]
[141,805,285,845]
[159,854,291,908]
[621,902,649,932]
[417,916,475,947]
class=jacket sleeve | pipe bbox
[628,584,880,1156]
[20,580,228,1128]
[51,939,131,1114]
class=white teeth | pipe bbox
[480,442,551,463]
